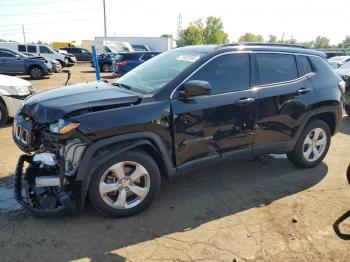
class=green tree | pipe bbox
[177,17,229,46]
[239,33,264,42]
[314,36,330,48]
[268,35,278,43]
[339,35,350,48]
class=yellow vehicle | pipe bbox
[51,42,78,49]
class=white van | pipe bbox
[0,42,68,66]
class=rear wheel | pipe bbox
[287,120,331,168]
[29,66,44,80]
[0,102,9,127]
[88,150,161,217]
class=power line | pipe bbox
[0,0,86,7]
[0,18,91,27]
[0,8,97,17]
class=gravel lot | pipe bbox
[0,63,350,261]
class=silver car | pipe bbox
[0,74,35,126]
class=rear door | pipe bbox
[171,53,258,166]
[254,52,317,154]
[0,50,25,73]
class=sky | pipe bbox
[0,0,349,45]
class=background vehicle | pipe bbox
[23,52,62,73]
[334,62,350,115]
[52,42,77,49]
[319,49,347,59]
[12,44,343,218]
[0,74,35,126]
[112,51,160,76]
[95,36,177,51]
[82,40,134,54]
[0,48,52,79]
[59,47,91,61]
[328,56,350,69]
[90,52,120,72]
[131,44,151,51]
[0,42,68,67]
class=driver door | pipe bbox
[171,53,258,167]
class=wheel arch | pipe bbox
[76,131,175,209]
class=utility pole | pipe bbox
[103,0,107,37]
[22,24,26,43]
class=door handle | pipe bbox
[235,97,255,105]
[298,88,311,95]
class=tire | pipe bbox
[287,120,331,168]
[57,59,65,67]
[0,102,9,127]
[29,66,44,80]
[88,150,161,217]
[102,63,112,72]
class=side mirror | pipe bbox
[179,80,211,98]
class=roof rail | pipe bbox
[219,42,310,49]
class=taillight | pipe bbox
[339,81,346,93]
[117,61,128,67]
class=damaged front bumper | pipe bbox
[15,154,79,217]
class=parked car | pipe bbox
[23,52,62,73]
[59,47,91,61]
[90,52,119,72]
[0,48,52,79]
[0,74,35,126]
[319,50,346,59]
[13,44,343,218]
[131,44,151,51]
[112,51,160,76]
[0,42,69,67]
[328,56,350,69]
[334,62,350,115]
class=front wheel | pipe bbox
[29,66,44,80]
[102,63,112,72]
[0,102,9,127]
[88,150,161,217]
[287,120,331,168]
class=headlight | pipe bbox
[9,85,31,96]
[49,119,80,135]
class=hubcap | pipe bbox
[99,161,150,209]
[31,68,42,78]
[303,128,327,162]
[103,64,111,71]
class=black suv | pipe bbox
[13,43,343,217]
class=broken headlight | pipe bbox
[49,119,80,135]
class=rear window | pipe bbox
[27,45,37,53]
[299,55,313,75]
[257,53,298,85]
[18,45,26,52]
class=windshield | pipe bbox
[339,62,350,69]
[113,50,205,94]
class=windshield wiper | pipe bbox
[112,82,132,90]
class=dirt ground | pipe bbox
[0,63,350,261]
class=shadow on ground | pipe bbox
[0,155,328,261]
[339,116,350,135]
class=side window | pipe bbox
[27,45,37,53]
[299,55,313,75]
[142,53,156,61]
[0,51,15,57]
[257,53,298,85]
[188,53,250,94]
[18,45,26,52]
[39,45,52,53]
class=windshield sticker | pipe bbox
[176,55,200,62]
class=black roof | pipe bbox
[173,43,326,58]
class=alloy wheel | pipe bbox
[302,127,327,162]
[99,161,151,209]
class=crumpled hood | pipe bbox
[19,81,140,124]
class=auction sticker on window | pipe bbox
[176,54,200,63]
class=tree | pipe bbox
[339,35,350,48]
[177,16,229,46]
[314,36,330,48]
[238,33,264,42]
[268,35,278,43]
